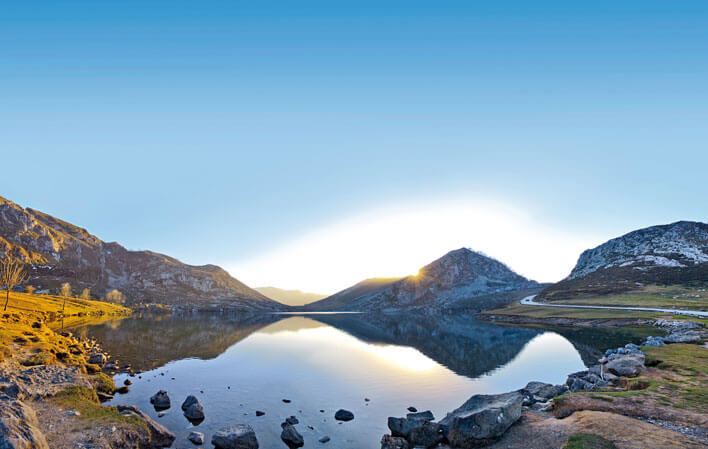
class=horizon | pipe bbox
[3,1,708,294]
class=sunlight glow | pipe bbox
[229,197,601,294]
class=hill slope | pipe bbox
[254,286,326,306]
[541,221,708,300]
[305,248,538,311]
[0,196,284,311]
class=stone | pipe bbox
[212,424,259,449]
[181,394,199,410]
[0,399,50,449]
[319,435,330,443]
[97,392,114,402]
[606,354,646,377]
[123,379,133,386]
[520,382,566,403]
[407,410,435,421]
[116,405,176,448]
[184,402,205,421]
[116,386,129,394]
[334,409,354,421]
[408,421,443,447]
[439,391,523,448]
[643,336,665,347]
[381,434,410,449]
[285,415,299,425]
[407,406,418,412]
[388,411,435,439]
[188,431,205,445]
[150,390,171,410]
[281,424,304,448]
[88,353,107,365]
[255,410,265,416]
[663,331,702,344]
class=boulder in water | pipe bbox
[212,424,259,449]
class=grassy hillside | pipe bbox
[2,290,129,318]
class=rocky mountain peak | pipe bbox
[568,221,708,280]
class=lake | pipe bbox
[70,312,650,449]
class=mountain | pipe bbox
[305,248,539,311]
[254,286,327,306]
[541,221,708,300]
[0,196,284,311]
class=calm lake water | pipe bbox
[71,312,649,449]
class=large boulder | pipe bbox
[408,421,443,447]
[184,402,205,421]
[605,354,645,377]
[149,390,171,410]
[87,353,107,365]
[116,405,176,448]
[212,424,259,449]
[439,391,523,448]
[181,394,199,411]
[387,411,435,439]
[280,424,304,448]
[381,434,410,449]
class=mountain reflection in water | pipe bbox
[69,312,647,449]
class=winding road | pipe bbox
[520,295,708,318]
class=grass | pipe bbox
[556,344,707,414]
[563,433,617,449]
[1,290,129,319]
[51,386,146,429]
[550,285,708,311]
[22,350,56,366]
[91,372,116,394]
[485,302,661,320]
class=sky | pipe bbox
[2,1,708,293]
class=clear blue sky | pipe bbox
[2,1,707,292]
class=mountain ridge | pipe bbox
[0,195,284,311]
[254,286,327,306]
[541,220,708,300]
[305,248,539,312]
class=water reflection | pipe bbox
[69,313,644,449]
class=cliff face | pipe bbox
[306,248,538,311]
[0,196,283,311]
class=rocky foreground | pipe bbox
[378,319,708,449]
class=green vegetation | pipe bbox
[22,350,55,366]
[563,433,617,449]
[485,302,660,320]
[91,372,117,394]
[52,386,146,429]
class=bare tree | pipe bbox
[80,288,91,300]
[105,289,126,305]
[1,258,28,312]
[59,282,71,312]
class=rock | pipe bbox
[643,336,666,347]
[188,431,205,445]
[116,386,130,394]
[123,379,133,386]
[255,410,265,416]
[319,435,330,443]
[116,405,176,448]
[184,402,205,421]
[181,394,199,411]
[663,331,702,344]
[520,382,566,403]
[281,424,304,448]
[212,424,259,449]
[157,411,166,417]
[381,434,410,449]
[407,406,417,412]
[282,399,291,403]
[408,421,443,447]
[0,399,50,449]
[334,409,354,421]
[439,391,522,448]
[407,410,435,421]
[97,392,114,402]
[606,354,646,377]
[150,390,171,410]
[285,415,299,425]
[88,353,107,365]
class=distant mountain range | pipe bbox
[541,221,708,300]
[254,287,326,306]
[305,248,540,312]
[0,196,283,311]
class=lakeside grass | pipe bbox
[555,344,708,415]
